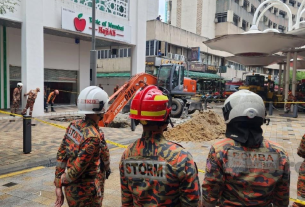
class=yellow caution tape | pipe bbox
[290,198,305,205]
[0,109,302,203]
[106,140,128,149]
[58,89,79,94]
[198,169,205,173]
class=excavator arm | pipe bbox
[99,73,157,127]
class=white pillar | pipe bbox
[79,41,91,92]
[21,0,44,117]
[283,63,286,90]
[130,0,147,75]
[284,52,291,104]
[278,63,282,94]
[292,52,297,96]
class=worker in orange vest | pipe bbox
[46,90,59,112]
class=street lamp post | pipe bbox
[90,0,97,86]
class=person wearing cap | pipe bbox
[202,90,290,207]
[11,82,23,116]
[54,86,111,207]
[46,89,59,112]
[119,85,200,206]
[21,88,40,116]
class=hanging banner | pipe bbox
[62,7,131,43]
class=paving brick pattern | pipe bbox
[0,105,303,206]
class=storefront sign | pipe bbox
[161,58,184,65]
[62,8,131,43]
[207,65,218,74]
[189,63,206,72]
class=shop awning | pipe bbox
[186,71,222,79]
[97,72,131,78]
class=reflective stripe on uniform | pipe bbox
[141,110,166,117]
[56,161,67,169]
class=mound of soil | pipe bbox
[164,111,226,142]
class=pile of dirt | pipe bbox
[164,111,226,142]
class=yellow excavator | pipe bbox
[239,74,284,107]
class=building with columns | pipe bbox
[0,0,147,117]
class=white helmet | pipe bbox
[222,90,265,124]
[17,83,23,87]
[77,86,109,115]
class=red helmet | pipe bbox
[130,85,171,122]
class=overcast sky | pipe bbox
[159,0,166,16]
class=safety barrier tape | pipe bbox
[57,90,79,94]
[290,198,305,205]
[0,109,303,204]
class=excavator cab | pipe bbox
[157,64,184,93]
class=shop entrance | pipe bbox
[9,66,78,105]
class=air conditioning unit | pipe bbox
[168,53,173,59]
[174,54,180,60]
[180,55,185,61]
[214,18,218,23]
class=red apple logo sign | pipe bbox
[74,13,86,32]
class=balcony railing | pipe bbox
[70,0,129,19]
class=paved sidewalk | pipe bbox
[0,106,304,205]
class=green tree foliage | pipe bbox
[0,0,20,15]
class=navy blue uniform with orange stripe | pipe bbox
[54,118,110,206]
[120,131,200,206]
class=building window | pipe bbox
[243,0,249,10]
[279,10,286,18]
[234,0,239,4]
[242,20,247,31]
[233,14,239,26]
[146,40,159,56]
[274,8,278,14]
[251,5,256,15]
[273,23,277,29]
[215,12,227,23]
[298,2,301,7]
[278,25,285,32]
[289,0,296,7]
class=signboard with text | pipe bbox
[189,62,206,72]
[207,65,218,74]
[62,8,131,43]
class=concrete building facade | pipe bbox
[168,0,303,37]
[0,0,148,116]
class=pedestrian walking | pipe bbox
[46,89,59,112]
[119,85,200,206]
[293,135,305,207]
[54,86,111,207]
[21,88,40,116]
[113,85,119,94]
[10,82,23,116]
[202,90,290,207]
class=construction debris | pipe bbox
[164,111,226,142]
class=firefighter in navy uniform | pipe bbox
[54,86,111,207]
[202,90,290,207]
[119,85,200,206]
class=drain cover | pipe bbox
[3,182,17,187]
